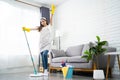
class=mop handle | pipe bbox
[23,31,37,74]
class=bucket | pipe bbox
[62,66,73,79]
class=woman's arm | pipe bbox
[50,4,56,26]
[30,27,39,31]
[22,26,39,32]
[50,14,53,26]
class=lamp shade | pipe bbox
[55,30,62,37]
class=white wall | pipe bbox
[55,0,120,75]
[55,0,101,50]
[0,0,40,72]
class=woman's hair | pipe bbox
[38,17,48,32]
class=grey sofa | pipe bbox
[49,42,116,73]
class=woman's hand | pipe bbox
[50,4,56,26]
[51,4,56,15]
[22,27,30,32]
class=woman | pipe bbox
[23,14,53,76]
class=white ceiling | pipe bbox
[16,0,68,7]
[33,0,68,6]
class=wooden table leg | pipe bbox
[106,55,110,79]
[117,55,120,70]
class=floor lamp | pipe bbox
[58,36,61,50]
[56,30,62,50]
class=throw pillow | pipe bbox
[51,49,66,58]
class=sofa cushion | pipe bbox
[52,57,68,63]
[51,49,66,58]
[67,56,88,63]
[66,45,84,57]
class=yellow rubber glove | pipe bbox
[22,27,30,32]
[51,4,56,15]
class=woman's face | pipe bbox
[40,19,47,26]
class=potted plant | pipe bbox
[82,36,107,69]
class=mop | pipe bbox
[23,30,43,77]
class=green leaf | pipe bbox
[98,41,107,46]
[82,55,88,58]
[96,36,100,42]
[90,47,97,54]
[101,48,107,53]
[84,50,89,55]
[82,50,93,62]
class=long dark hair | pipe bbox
[38,17,49,32]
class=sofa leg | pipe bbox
[49,68,51,73]
[49,66,52,73]
[109,68,112,78]
[93,62,97,70]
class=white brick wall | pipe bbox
[96,0,120,75]
[55,0,120,75]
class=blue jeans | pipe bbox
[39,50,49,69]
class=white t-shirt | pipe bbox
[39,25,52,52]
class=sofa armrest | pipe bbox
[103,46,116,52]
[97,46,117,69]
[48,52,53,64]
